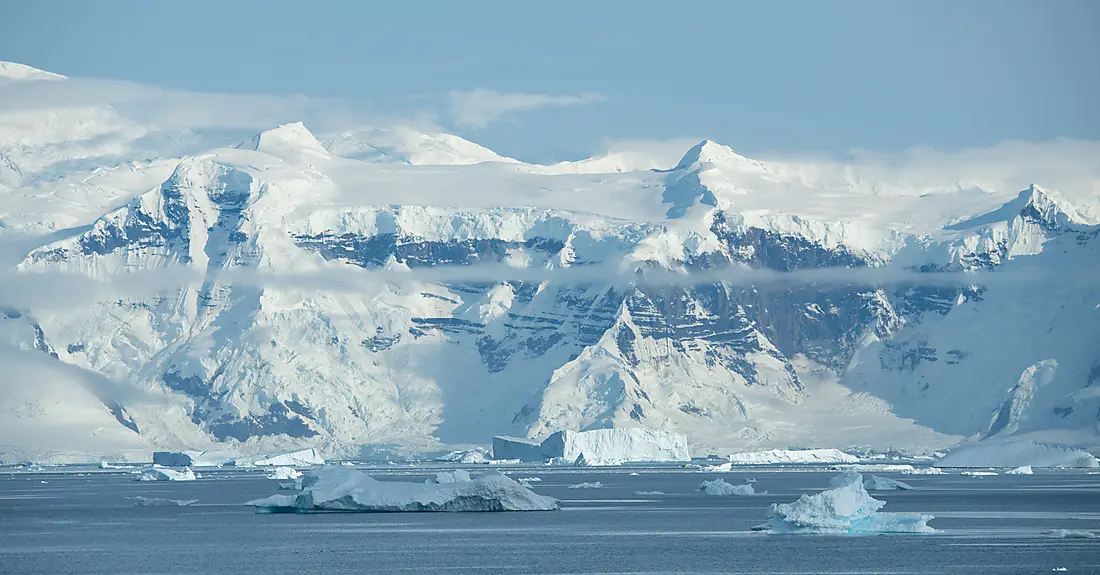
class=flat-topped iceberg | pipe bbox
[247,466,560,512]
[541,428,690,464]
[862,475,914,491]
[152,450,238,467]
[729,448,858,465]
[136,467,196,482]
[699,478,755,495]
[492,436,544,462]
[764,471,934,534]
[249,447,325,467]
[936,440,1098,468]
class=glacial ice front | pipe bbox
[936,440,1098,468]
[728,448,858,465]
[764,471,934,534]
[246,466,560,512]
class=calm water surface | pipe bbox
[2,465,1098,574]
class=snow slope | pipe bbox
[2,62,1099,463]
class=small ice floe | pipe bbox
[98,462,134,470]
[567,481,603,489]
[760,471,934,534]
[633,490,665,496]
[700,462,733,472]
[136,467,197,482]
[515,477,542,483]
[127,496,198,507]
[902,467,944,475]
[962,471,999,477]
[1006,465,1034,475]
[426,470,472,484]
[266,467,302,480]
[247,465,559,512]
[698,478,755,496]
[628,472,640,476]
[862,475,915,491]
[1043,529,1097,539]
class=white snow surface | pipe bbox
[766,471,934,534]
[540,428,690,464]
[728,448,858,465]
[936,440,1099,469]
[698,478,755,495]
[136,467,196,482]
[247,465,560,512]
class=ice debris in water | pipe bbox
[567,481,603,489]
[763,471,934,534]
[902,467,943,475]
[699,478,755,496]
[633,490,666,496]
[962,471,998,477]
[516,477,542,483]
[861,475,914,491]
[1006,465,1034,475]
[267,467,302,480]
[128,496,198,507]
[1043,529,1097,539]
[247,465,559,512]
[426,470,472,484]
[438,448,492,465]
[136,467,196,482]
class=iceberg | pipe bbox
[633,490,665,496]
[492,436,545,462]
[427,470,472,484]
[540,428,690,465]
[438,448,492,464]
[1043,529,1097,539]
[152,450,238,467]
[962,471,998,477]
[764,471,934,534]
[861,475,914,491]
[127,496,198,507]
[249,447,325,467]
[247,466,560,512]
[1006,465,1034,475]
[267,467,302,480]
[902,467,943,475]
[136,467,196,482]
[698,478,755,496]
[935,440,1098,468]
[729,448,858,465]
[567,481,603,489]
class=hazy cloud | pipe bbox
[447,89,607,128]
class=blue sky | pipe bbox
[2,0,1097,162]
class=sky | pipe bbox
[2,0,1098,163]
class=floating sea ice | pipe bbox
[136,467,196,482]
[764,471,934,534]
[1007,465,1034,475]
[633,490,665,496]
[247,465,559,512]
[128,496,198,507]
[267,467,302,480]
[902,467,944,475]
[698,478,755,496]
[515,477,542,483]
[862,475,914,491]
[278,480,302,490]
[962,471,998,477]
[567,481,603,489]
[1043,529,1097,539]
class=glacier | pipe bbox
[2,62,1100,463]
[935,440,1099,468]
[246,466,560,512]
[765,471,934,534]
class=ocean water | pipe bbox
[1,466,1098,574]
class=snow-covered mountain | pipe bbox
[2,62,1098,463]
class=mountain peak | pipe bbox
[0,61,66,81]
[239,122,329,156]
[674,140,766,173]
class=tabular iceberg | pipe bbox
[248,448,325,467]
[152,450,238,467]
[729,448,858,465]
[861,475,914,490]
[540,428,690,465]
[136,467,196,482]
[698,478,755,495]
[492,436,544,462]
[936,440,1098,468]
[764,471,934,534]
[247,466,560,512]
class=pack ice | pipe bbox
[935,440,1098,468]
[764,471,934,534]
[728,449,858,465]
[246,466,560,512]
